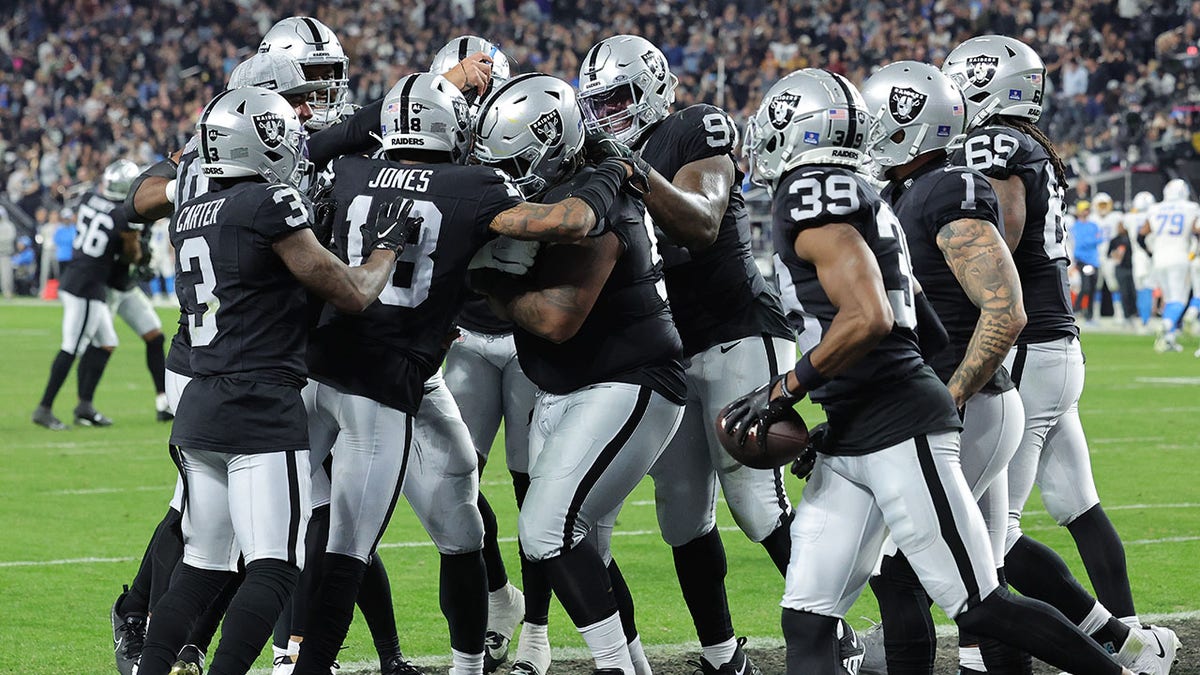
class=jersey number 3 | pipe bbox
[346,195,443,307]
[178,237,220,346]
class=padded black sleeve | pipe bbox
[125,158,178,223]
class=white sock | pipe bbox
[1118,615,1141,629]
[1079,601,1114,636]
[580,613,634,674]
[450,648,484,675]
[287,638,301,657]
[701,637,738,669]
[513,622,551,673]
[628,634,652,675]
[272,644,288,661]
[959,644,986,671]
[155,392,169,412]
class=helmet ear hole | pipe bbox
[890,129,905,143]
[765,136,778,153]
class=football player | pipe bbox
[429,36,530,673]
[945,36,1179,668]
[471,73,686,675]
[1141,179,1199,352]
[1092,193,1128,320]
[135,87,411,675]
[577,34,795,674]
[735,68,1136,675]
[292,72,636,675]
[1124,191,1157,329]
[33,158,142,430]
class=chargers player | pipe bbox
[1142,178,1199,352]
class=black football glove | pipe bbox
[583,129,652,197]
[310,183,337,249]
[790,422,831,480]
[132,260,156,283]
[722,372,801,451]
[362,197,421,259]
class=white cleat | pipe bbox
[1114,625,1181,675]
[272,654,296,675]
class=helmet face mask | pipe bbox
[258,17,350,130]
[578,35,677,145]
[473,74,585,199]
[197,87,310,189]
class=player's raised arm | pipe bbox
[487,157,636,242]
[126,150,182,223]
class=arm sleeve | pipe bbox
[125,157,178,223]
[308,99,384,171]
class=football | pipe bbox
[714,404,811,470]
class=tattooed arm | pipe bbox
[274,229,396,313]
[473,234,622,343]
[937,217,1027,407]
[488,198,600,243]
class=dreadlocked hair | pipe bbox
[997,116,1067,190]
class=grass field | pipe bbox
[0,300,1197,675]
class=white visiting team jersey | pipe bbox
[1096,211,1123,254]
[1124,211,1152,283]
[1145,199,1200,266]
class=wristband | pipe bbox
[571,158,626,229]
[778,372,800,401]
[793,352,828,392]
[164,179,177,205]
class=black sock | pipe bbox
[760,512,794,577]
[440,550,487,654]
[975,569,1033,675]
[1067,505,1136,618]
[1091,617,1132,655]
[512,471,552,625]
[39,350,75,408]
[1004,534,1096,623]
[782,609,842,675]
[359,552,401,662]
[869,553,935,675]
[139,563,232,674]
[956,588,1122,675]
[672,528,734,647]
[188,569,242,656]
[207,558,300,675]
[293,553,368,675]
[607,558,639,642]
[124,508,183,616]
[148,508,185,610]
[292,505,331,639]
[146,334,166,394]
[542,539,616,628]
[273,595,293,652]
[76,345,112,404]
[478,491,508,592]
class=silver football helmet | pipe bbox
[100,159,140,201]
[577,35,677,145]
[861,61,968,179]
[745,69,871,192]
[227,51,329,97]
[472,73,585,198]
[942,35,1045,131]
[197,87,309,188]
[429,35,512,112]
[379,73,473,163]
[258,17,349,130]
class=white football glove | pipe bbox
[469,236,540,276]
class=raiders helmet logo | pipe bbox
[252,112,286,149]
[529,109,564,146]
[641,50,666,80]
[888,87,927,124]
[966,55,1000,87]
[451,97,471,128]
[768,92,802,130]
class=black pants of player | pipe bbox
[1073,264,1098,319]
[1115,267,1137,320]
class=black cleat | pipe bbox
[32,406,68,430]
[74,404,113,427]
[382,654,424,675]
[111,587,146,675]
[157,409,175,422]
[174,644,205,674]
[689,637,763,675]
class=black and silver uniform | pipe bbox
[636,104,792,356]
[949,125,1076,344]
[772,166,960,455]
[305,156,524,414]
[163,135,208,378]
[59,192,136,301]
[308,99,383,172]
[169,181,314,453]
[514,168,688,404]
[457,293,514,335]
[882,162,1014,392]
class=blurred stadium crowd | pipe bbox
[3,0,1200,294]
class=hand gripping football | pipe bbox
[715,404,810,470]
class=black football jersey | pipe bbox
[59,192,137,301]
[308,99,382,172]
[882,162,1013,392]
[305,156,524,413]
[513,168,687,404]
[457,293,514,335]
[169,180,314,453]
[772,166,960,455]
[949,125,1077,345]
[162,134,211,380]
[637,104,792,356]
